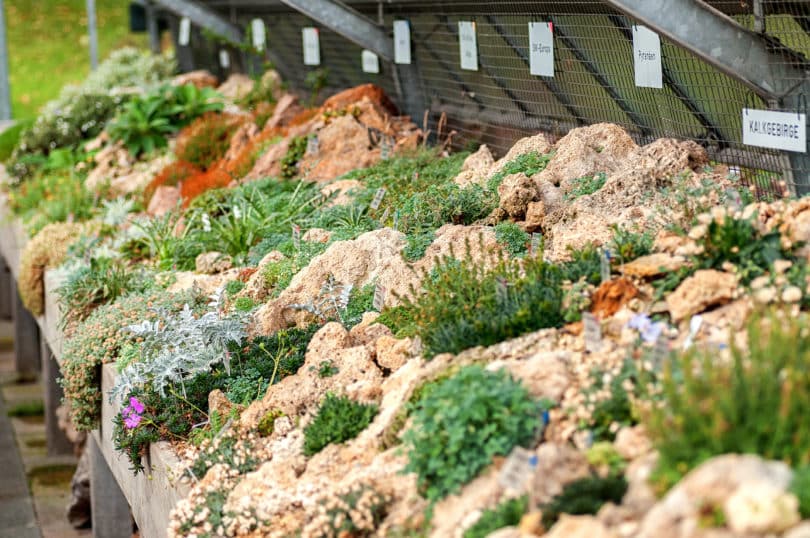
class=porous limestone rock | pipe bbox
[619,253,686,279]
[724,482,800,534]
[216,73,254,101]
[498,173,540,219]
[544,515,617,538]
[195,252,234,274]
[666,270,738,322]
[172,70,218,88]
[454,144,495,188]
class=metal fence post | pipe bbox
[86,0,99,70]
[0,0,11,120]
[146,1,161,54]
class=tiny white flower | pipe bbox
[233,205,243,220]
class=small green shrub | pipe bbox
[303,393,379,456]
[645,311,810,491]
[464,496,528,538]
[57,257,148,327]
[487,151,552,191]
[403,366,542,501]
[225,280,246,297]
[316,360,339,378]
[280,135,309,179]
[583,358,654,442]
[495,222,529,257]
[342,283,375,328]
[403,231,435,262]
[233,296,257,312]
[540,475,628,528]
[791,465,810,518]
[609,225,653,263]
[108,84,223,156]
[380,254,565,358]
[566,172,607,199]
[7,400,44,417]
[175,113,241,170]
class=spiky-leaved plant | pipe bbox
[287,274,353,325]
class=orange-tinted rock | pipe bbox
[590,277,639,319]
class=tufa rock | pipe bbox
[147,185,181,217]
[454,144,495,188]
[590,278,638,319]
[172,70,218,88]
[498,173,540,219]
[619,253,686,279]
[375,335,413,372]
[666,269,737,322]
[493,132,553,173]
[262,93,304,130]
[195,252,234,274]
[302,228,332,244]
[724,482,800,534]
[530,443,590,504]
[216,73,254,101]
[297,114,379,182]
[613,425,652,461]
[544,515,617,538]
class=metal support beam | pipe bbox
[0,0,10,120]
[276,0,393,60]
[551,17,654,137]
[607,14,728,148]
[86,0,99,70]
[485,15,587,126]
[145,1,161,54]
[152,0,243,43]
[89,437,131,538]
[602,0,807,100]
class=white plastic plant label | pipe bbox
[362,50,380,74]
[582,312,602,353]
[251,19,266,51]
[632,25,663,89]
[743,109,807,153]
[373,283,387,311]
[178,17,191,46]
[498,447,538,492]
[219,50,230,69]
[394,20,412,65]
[302,28,321,66]
[458,21,478,71]
[528,22,554,77]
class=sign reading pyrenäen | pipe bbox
[743,109,807,153]
[633,25,662,89]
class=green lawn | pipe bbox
[6,0,149,119]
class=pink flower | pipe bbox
[129,396,145,414]
[124,413,142,429]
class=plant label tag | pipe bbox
[742,108,807,153]
[458,21,478,71]
[380,137,393,160]
[251,19,266,51]
[292,224,301,249]
[306,135,319,156]
[725,188,743,211]
[373,283,387,311]
[529,22,554,77]
[362,50,380,74]
[303,28,321,66]
[370,187,387,210]
[219,50,230,69]
[498,447,538,492]
[394,20,412,64]
[393,211,400,231]
[583,312,602,353]
[633,25,663,89]
[530,233,542,256]
[179,17,191,46]
[682,314,703,350]
[411,336,423,355]
[652,334,669,370]
[600,249,611,283]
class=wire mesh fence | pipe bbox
[183,0,810,198]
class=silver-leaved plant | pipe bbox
[110,288,247,402]
[287,274,353,325]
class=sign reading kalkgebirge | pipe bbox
[743,109,807,153]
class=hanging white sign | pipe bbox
[302,28,321,66]
[394,20,412,65]
[528,22,554,77]
[632,25,663,89]
[178,17,191,46]
[743,109,807,153]
[362,50,380,74]
[458,21,478,71]
[219,50,230,69]
[251,19,266,51]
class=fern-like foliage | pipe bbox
[111,288,246,402]
[287,274,353,324]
